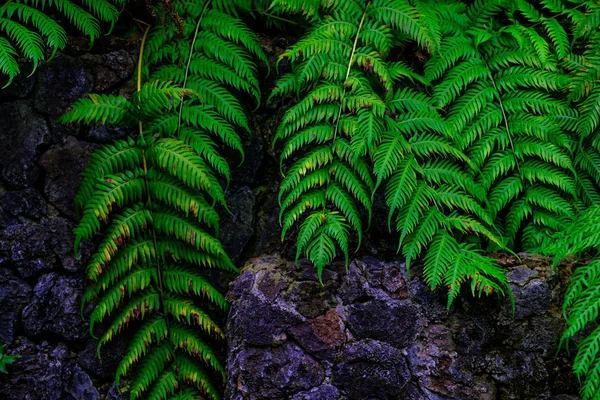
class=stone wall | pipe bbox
[0,36,140,400]
[226,254,579,400]
[0,32,293,399]
[0,32,583,400]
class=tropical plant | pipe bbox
[0,343,17,374]
[60,1,266,398]
[269,0,512,305]
[270,0,437,279]
[0,0,126,87]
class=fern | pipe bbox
[271,0,436,280]
[61,1,266,395]
[0,0,124,87]
[62,80,236,400]
[543,207,600,400]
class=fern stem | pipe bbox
[333,3,370,141]
[136,25,168,323]
[487,72,521,173]
[176,0,211,136]
[137,25,151,138]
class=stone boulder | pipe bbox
[226,254,579,399]
[0,338,99,400]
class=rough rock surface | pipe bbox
[226,254,579,400]
[0,37,139,400]
[0,33,281,400]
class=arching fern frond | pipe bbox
[63,77,248,399]
[0,0,123,86]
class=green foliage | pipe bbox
[0,343,17,374]
[269,2,600,397]
[24,0,600,397]
[544,206,600,400]
[271,0,437,281]
[270,0,511,300]
[0,0,125,87]
[60,1,266,398]
[62,81,235,400]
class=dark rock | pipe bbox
[228,343,325,399]
[33,54,94,117]
[85,124,128,143]
[346,299,420,348]
[65,365,99,400]
[290,309,345,355]
[290,385,340,400]
[0,339,71,400]
[509,278,552,320]
[22,273,87,341]
[2,188,47,219]
[80,50,137,92]
[227,255,578,400]
[220,186,256,264]
[78,337,129,380]
[285,280,335,319]
[0,217,83,278]
[487,351,551,399]
[0,269,31,344]
[230,293,302,346]
[0,101,50,187]
[231,130,264,184]
[333,340,412,399]
[39,136,95,219]
[0,66,36,100]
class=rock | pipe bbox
[39,136,95,219]
[0,101,50,187]
[85,125,128,143]
[226,255,579,399]
[80,50,137,92]
[227,342,325,399]
[290,385,340,400]
[0,65,36,100]
[0,217,84,278]
[231,130,264,184]
[33,54,93,117]
[65,365,100,400]
[229,292,302,346]
[22,273,87,341]
[346,298,420,348]
[2,189,47,220]
[0,269,31,344]
[220,186,256,264]
[509,278,552,320]
[0,339,71,400]
[78,337,129,380]
[333,340,412,399]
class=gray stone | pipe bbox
[291,385,340,400]
[39,137,95,219]
[346,298,420,348]
[22,273,88,341]
[333,340,412,399]
[65,365,99,400]
[0,216,84,278]
[2,188,47,219]
[0,269,31,344]
[0,339,70,400]
[0,101,50,187]
[228,342,325,399]
[226,255,578,400]
[33,54,93,117]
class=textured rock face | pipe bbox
[226,255,579,400]
[0,37,139,400]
